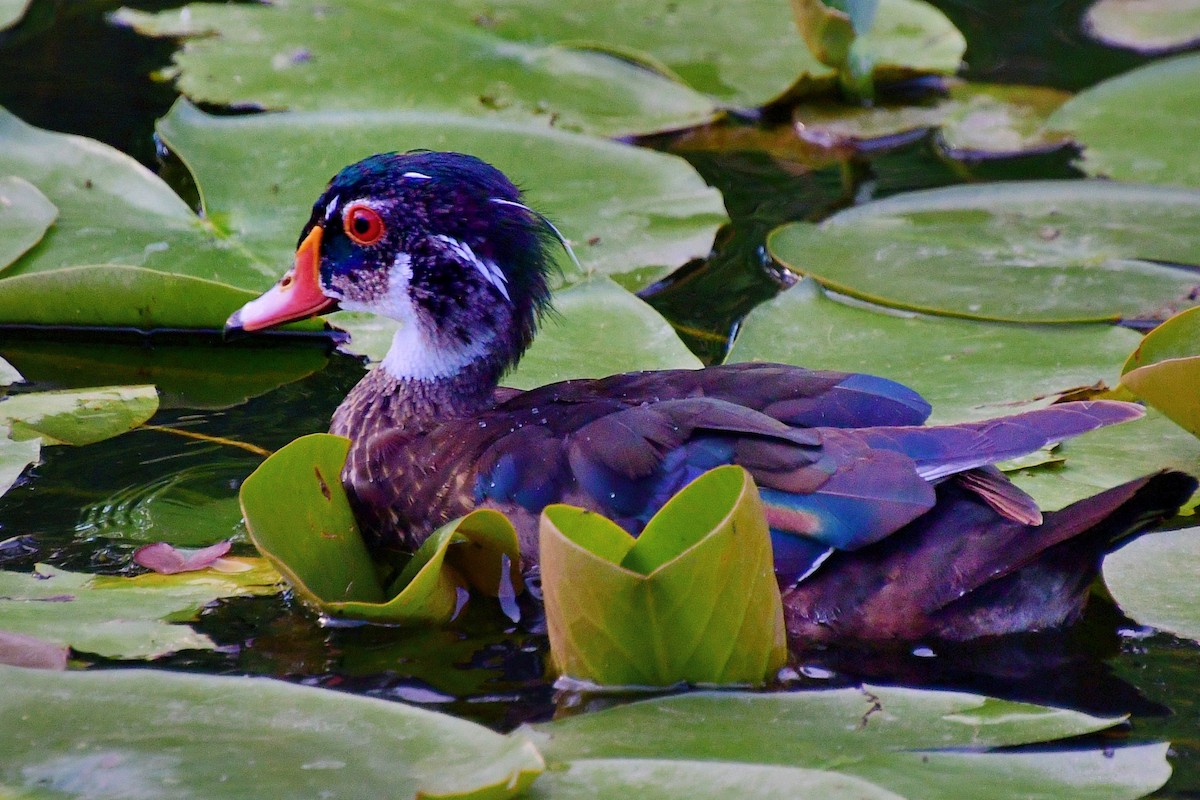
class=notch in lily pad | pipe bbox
[239,433,523,624]
[539,465,786,688]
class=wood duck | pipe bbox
[225,152,1195,641]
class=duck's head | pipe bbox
[225,151,554,384]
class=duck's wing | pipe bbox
[783,471,1197,641]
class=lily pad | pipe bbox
[530,686,1170,800]
[240,433,523,624]
[1084,0,1200,53]
[767,181,1200,323]
[0,384,158,446]
[0,175,55,270]
[539,465,786,687]
[0,0,30,31]
[0,436,39,497]
[1048,52,1200,188]
[1117,306,1200,435]
[0,666,544,800]
[728,279,1141,423]
[1104,525,1200,642]
[0,563,277,659]
[118,0,961,135]
[1124,305,1200,371]
[156,100,727,290]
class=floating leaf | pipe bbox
[530,686,1169,800]
[0,384,158,446]
[133,540,232,574]
[97,556,282,595]
[118,0,961,134]
[240,433,522,624]
[156,100,727,290]
[728,279,1141,423]
[0,666,544,800]
[0,564,236,659]
[0,0,30,31]
[767,181,1200,323]
[937,83,1073,158]
[1114,306,1200,436]
[1104,525,1200,642]
[1125,305,1200,371]
[0,630,67,670]
[1084,0,1200,53]
[1048,53,1200,188]
[0,436,38,498]
[0,175,56,270]
[539,465,786,687]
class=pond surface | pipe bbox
[1,0,1199,796]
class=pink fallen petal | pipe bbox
[134,540,233,574]
[0,630,68,670]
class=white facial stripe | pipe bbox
[324,195,340,222]
[434,234,510,302]
[402,171,432,180]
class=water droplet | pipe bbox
[478,420,487,428]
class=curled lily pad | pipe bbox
[0,175,55,270]
[767,181,1200,323]
[1048,52,1200,188]
[239,433,522,624]
[1084,0,1200,53]
[0,666,544,800]
[539,465,786,687]
[1118,306,1200,436]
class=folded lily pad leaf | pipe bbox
[1048,52,1200,188]
[0,666,544,800]
[0,629,68,670]
[1104,525,1200,642]
[0,564,223,659]
[540,465,786,687]
[156,100,727,290]
[1084,0,1200,53]
[1117,306,1200,435]
[768,181,1200,323]
[134,540,232,574]
[0,0,30,31]
[0,175,56,270]
[0,383,158,446]
[728,279,1141,423]
[530,686,1170,800]
[240,433,523,624]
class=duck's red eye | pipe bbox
[344,203,385,246]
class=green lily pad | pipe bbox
[0,436,38,497]
[1084,0,1200,53]
[240,433,523,624]
[0,563,277,659]
[118,0,961,135]
[0,0,30,31]
[155,100,727,290]
[539,465,786,687]
[1117,306,1200,435]
[767,181,1200,323]
[1104,525,1200,642]
[728,279,1141,423]
[1125,305,1200,371]
[1048,52,1200,188]
[530,686,1169,800]
[0,384,158,446]
[0,175,56,270]
[0,666,544,800]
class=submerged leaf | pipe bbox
[768,181,1200,323]
[0,666,544,800]
[0,175,56,271]
[539,465,786,687]
[1048,52,1200,188]
[240,433,522,624]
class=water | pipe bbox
[1,1,1199,794]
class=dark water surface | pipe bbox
[2,1,1199,795]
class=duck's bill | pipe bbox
[224,225,334,335]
